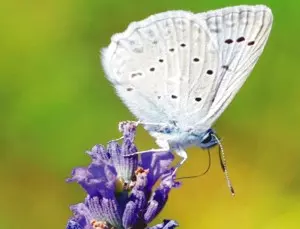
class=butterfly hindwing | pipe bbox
[102,11,219,129]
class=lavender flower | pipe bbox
[66,122,180,229]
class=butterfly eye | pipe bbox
[201,133,213,144]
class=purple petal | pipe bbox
[101,198,123,228]
[144,170,179,223]
[119,121,137,142]
[85,196,105,221]
[109,123,139,183]
[119,138,138,181]
[148,220,179,229]
[107,141,122,158]
[66,167,89,183]
[70,203,93,224]
[66,220,84,229]
[86,144,110,162]
[67,213,88,229]
[129,189,147,209]
[107,141,123,175]
[67,161,117,197]
[143,199,159,223]
[141,151,174,188]
[122,201,138,228]
[67,166,101,197]
[159,169,181,189]
[88,161,116,181]
[87,162,117,187]
[69,173,104,197]
[85,195,122,228]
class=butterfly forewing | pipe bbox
[196,5,273,127]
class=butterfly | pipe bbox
[101,5,273,194]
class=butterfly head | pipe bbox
[197,128,218,149]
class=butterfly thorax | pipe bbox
[145,123,217,150]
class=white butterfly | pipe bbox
[101,5,273,194]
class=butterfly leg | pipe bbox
[109,121,164,144]
[124,139,170,157]
[108,136,124,143]
[124,148,169,157]
[136,120,164,126]
[173,147,188,175]
[108,120,138,143]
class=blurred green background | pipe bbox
[1,0,300,228]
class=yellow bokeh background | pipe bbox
[1,0,300,228]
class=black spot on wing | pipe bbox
[236,37,245,42]
[225,39,233,44]
[222,65,229,70]
[206,70,213,75]
[131,72,143,78]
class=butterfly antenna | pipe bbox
[212,134,235,196]
[176,149,211,180]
